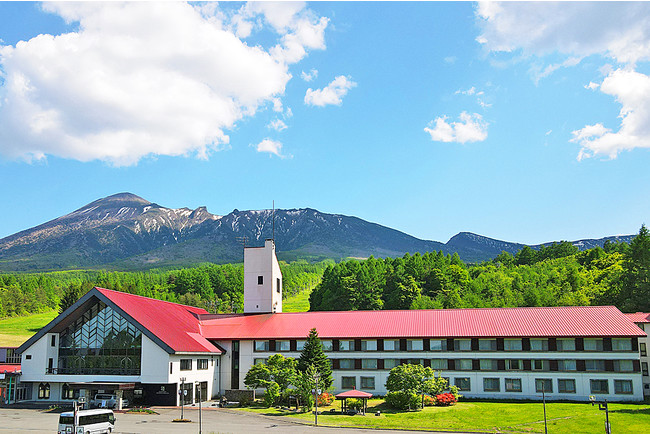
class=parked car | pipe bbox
[91,393,129,409]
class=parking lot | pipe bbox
[0,406,468,433]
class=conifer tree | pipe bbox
[297,328,333,389]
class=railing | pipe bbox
[46,367,140,375]
[6,355,21,364]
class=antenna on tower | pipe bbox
[272,200,275,242]
[235,236,249,249]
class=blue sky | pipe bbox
[1,2,650,245]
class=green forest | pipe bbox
[0,260,329,318]
[309,226,650,313]
[1,226,649,319]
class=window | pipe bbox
[48,358,54,374]
[361,376,376,390]
[339,340,354,351]
[321,340,333,352]
[532,360,550,371]
[479,339,497,351]
[38,383,50,399]
[361,340,377,351]
[276,278,281,293]
[170,362,173,374]
[454,377,471,391]
[454,339,471,351]
[430,359,448,370]
[51,335,56,347]
[180,359,192,371]
[407,359,424,366]
[530,339,549,351]
[197,359,208,370]
[483,378,500,392]
[641,343,647,357]
[643,362,649,376]
[361,359,378,369]
[584,338,604,351]
[258,275,264,285]
[558,359,577,371]
[504,339,523,351]
[613,360,634,372]
[342,377,356,389]
[558,379,576,393]
[384,340,400,351]
[276,340,290,352]
[454,359,471,370]
[295,340,306,351]
[339,359,354,369]
[25,355,32,360]
[254,358,267,365]
[585,360,605,371]
[479,359,498,371]
[557,338,576,351]
[407,339,423,351]
[254,341,270,351]
[611,338,632,351]
[61,383,75,400]
[590,379,609,394]
[505,359,522,370]
[614,380,633,394]
[430,339,447,351]
[505,378,522,392]
[535,379,553,393]
[384,359,400,369]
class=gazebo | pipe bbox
[335,389,373,415]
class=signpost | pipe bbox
[195,382,202,434]
[312,372,321,426]
[179,377,187,420]
[589,395,611,434]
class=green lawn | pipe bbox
[239,398,650,433]
[0,310,58,347]
[282,288,312,312]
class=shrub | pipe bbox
[317,392,335,406]
[435,393,457,406]
[263,382,280,407]
[346,398,364,411]
[422,395,436,407]
[385,391,420,410]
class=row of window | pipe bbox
[178,358,210,372]
[325,358,638,373]
[451,377,634,395]
[253,337,635,353]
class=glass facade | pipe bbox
[58,301,142,375]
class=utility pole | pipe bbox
[589,395,611,434]
[196,382,202,434]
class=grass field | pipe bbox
[0,310,58,346]
[282,288,312,312]
[240,398,650,433]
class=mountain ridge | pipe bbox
[0,193,635,271]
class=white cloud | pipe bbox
[571,69,650,160]
[424,112,488,144]
[530,56,582,84]
[0,2,328,165]
[301,68,318,82]
[444,56,457,64]
[455,87,477,96]
[254,138,289,158]
[585,82,600,91]
[476,2,650,64]
[267,119,288,132]
[304,75,357,107]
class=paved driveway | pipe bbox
[0,407,475,433]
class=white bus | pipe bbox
[58,409,116,434]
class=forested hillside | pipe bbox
[0,260,330,318]
[309,226,650,313]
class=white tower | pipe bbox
[244,239,283,313]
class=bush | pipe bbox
[346,398,364,411]
[422,395,436,407]
[385,391,420,410]
[435,393,457,406]
[317,392,335,406]
[263,382,280,407]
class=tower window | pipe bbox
[277,278,281,293]
[258,276,264,285]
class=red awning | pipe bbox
[0,364,21,374]
[336,389,373,399]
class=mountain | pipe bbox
[0,193,636,271]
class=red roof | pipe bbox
[625,312,650,323]
[0,364,21,374]
[97,288,222,354]
[336,389,373,399]
[200,306,645,339]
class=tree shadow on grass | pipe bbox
[610,407,650,415]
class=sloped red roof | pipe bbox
[336,389,373,399]
[199,306,645,339]
[625,312,650,323]
[96,288,221,354]
[0,364,21,374]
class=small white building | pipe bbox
[626,312,650,396]
[16,239,648,404]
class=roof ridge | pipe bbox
[95,287,207,312]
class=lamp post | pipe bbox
[541,382,548,434]
[180,377,186,420]
[195,382,202,434]
[589,395,611,434]
[312,372,321,426]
